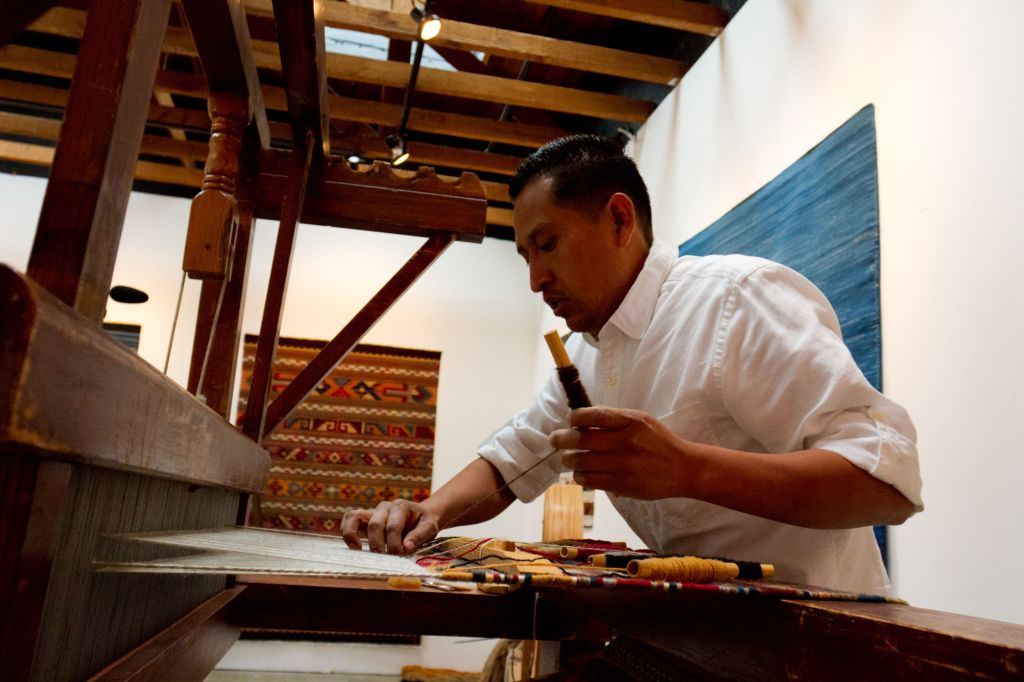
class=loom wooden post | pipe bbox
[26,0,173,321]
[183,92,248,280]
[5,1,172,678]
[241,131,315,444]
[188,132,260,415]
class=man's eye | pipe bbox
[539,239,556,252]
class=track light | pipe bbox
[410,1,441,41]
[386,134,410,166]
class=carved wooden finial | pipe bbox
[183,93,249,279]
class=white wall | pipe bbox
[633,0,1024,624]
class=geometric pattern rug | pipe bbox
[238,335,439,536]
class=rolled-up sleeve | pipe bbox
[718,263,924,511]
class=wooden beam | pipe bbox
[0,109,208,164]
[522,0,730,36]
[487,206,514,227]
[255,151,488,241]
[272,0,330,157]
[403,141,522,175]
[26,0,174,321]
[322,92,565,149]
[179,0,270,147]
[321,51,654,123]
[0,265,270,492]
[88,587,244,681]
[28,8,654,123]
[247,0,687,85]
[0,139,205,187]
[241,135,315,444]
[2,39,563,151]
[263,233,455,434]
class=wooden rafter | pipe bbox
[522,0,730,36]
[246,0,687,86]
[27,8,655,124]
[3,38,567,150]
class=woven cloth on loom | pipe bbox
[238,336,439,534]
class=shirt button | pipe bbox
[606,376,618,386]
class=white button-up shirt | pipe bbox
[478,240,923,594]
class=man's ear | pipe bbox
[606,192,637,246]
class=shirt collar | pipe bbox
[582,239,676,345]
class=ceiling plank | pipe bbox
[522,0,729,36]
[0,137,205,187]
[29,7,653,123]
[486,206,513,227]
[12,20,569,147]
[0,77,214,135]
[246,0,686,85]
[321,93,563,148]
[179,0,270,146]
[320,51,654,123]
[403,141,521,176]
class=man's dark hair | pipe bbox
[509,134,654,244]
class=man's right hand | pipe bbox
[341,499,439,554]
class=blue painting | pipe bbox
[679,105,887,557]
[679,104,881,390]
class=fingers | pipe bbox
[561,449,618,473]
[402,515,439,553]
[341,509,373,550]
[568,406,640,430]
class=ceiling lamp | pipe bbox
[386,134,410,166]
[410,0,441,42]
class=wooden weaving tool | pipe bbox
[541,330,588,541]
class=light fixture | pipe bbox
[386,134,410,166]
[410,0,441,42]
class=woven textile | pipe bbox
[239,335,439,534]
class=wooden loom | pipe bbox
[1,1,1023,680]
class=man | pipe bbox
[342,135,923,593]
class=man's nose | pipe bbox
[529,259,553,292]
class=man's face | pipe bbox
[513,177,622,334]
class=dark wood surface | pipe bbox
[188,198,256,418]
[0,266,270,492]
[241,135,315,443]
[272,0,330,158]
[234,575,609,642]
[26,0,173,321]
[89,587,245,682]
[262,232,455,434]
[256,151,488,242]
[234,575,1024,681]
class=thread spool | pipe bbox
[627,556,740,583]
